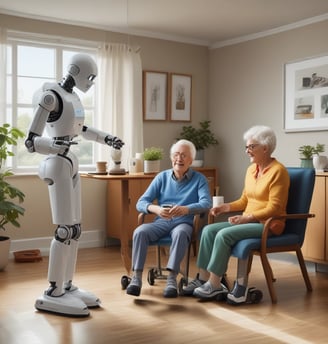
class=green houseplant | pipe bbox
[0,123,25,270]
[176,120,218,166]
[298,143,325,168]
[143,147,164,174]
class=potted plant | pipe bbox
[143,147,163,174]
[176,120,218,166]
[298,143,325,168]
[0,123,25,271]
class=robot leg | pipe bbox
[63,225,101,308]
[35,225,89,317]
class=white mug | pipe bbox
[212,196,224,207]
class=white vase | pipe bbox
[313,155,328,171]
[144,160,160,174]
[0,236,10,271]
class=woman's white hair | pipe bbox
[170,139,196,160]
[243,125,276,155]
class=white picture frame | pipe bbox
[284,55,328,132]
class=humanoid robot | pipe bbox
[25,53,124,317]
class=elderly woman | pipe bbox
[183,125,290,304]
[126,139,211,298]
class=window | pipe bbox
[5,32,99,172]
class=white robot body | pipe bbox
[25,53,124,317]
[39,152,80,224]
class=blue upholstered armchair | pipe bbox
[211,167,315,303]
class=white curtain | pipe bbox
[97,43,143,170]
[0,28,6,122]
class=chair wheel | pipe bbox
[121,275,131,290]
[178,277,188,294]
[148,268,155,285]
[248,288,263,304]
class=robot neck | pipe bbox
[60,75,75,93]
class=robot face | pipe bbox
[67,54,98,93]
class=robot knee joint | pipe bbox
[55,225,71,242]
[71,224,81,240]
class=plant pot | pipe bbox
[313,155,328,170]
[0,236,10,271]
[144,160,160,174]
[191,149,204,167]
[300,158,314,169]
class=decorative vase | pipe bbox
[313,155,328,170]
[191,149,204,167]
[300,158,314,168]
[144,160,160,174]
[0,236,10,271]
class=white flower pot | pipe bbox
[313,155,328,171]
[0,236,11,271]
[144,160,160,174]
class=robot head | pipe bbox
[67,54,97,93]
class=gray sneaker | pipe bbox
[126,276,142,297]
[193,281,228,301]
[181,273,205,296]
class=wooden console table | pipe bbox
[81,167,217,273]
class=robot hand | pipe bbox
[105,135,124,150]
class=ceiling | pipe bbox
[1,0,328,48]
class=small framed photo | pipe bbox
[169,73,192,122]
[143,71,168,121]
[284,54,328,132]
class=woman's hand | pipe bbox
[210,203,230,217]
[228,214,254,225]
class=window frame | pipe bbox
[5,31,100,173]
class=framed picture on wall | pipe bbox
[284,54,328,132]
[143,71,168,121]
[169,73,192,122]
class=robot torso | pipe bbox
[40,82,85,139]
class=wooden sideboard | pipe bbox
[81,167,217,272]
[302,172,328,265]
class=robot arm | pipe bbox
[81,126,124,149]
[25,89,70,156]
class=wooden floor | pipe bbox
[1,246,328,344]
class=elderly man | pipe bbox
[126,139,212,298]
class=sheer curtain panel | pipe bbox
[98,43,143,170]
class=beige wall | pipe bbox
[209,20,328,201]
[0,14,208,240]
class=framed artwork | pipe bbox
[143,71,168,121]
[284,54,328,132]
[169,73,192,122]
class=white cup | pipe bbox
[212,196,224,207]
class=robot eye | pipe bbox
[88,74,96,81]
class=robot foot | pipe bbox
[35,293,90,317]
[66,287,101,308]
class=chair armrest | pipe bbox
[138,212,146,225]
[261,213,315,248]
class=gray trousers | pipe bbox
[131,218,193,273]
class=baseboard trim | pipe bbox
[9,230,106,258]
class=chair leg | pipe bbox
[260,252,277,304]
[296,247,312,292]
